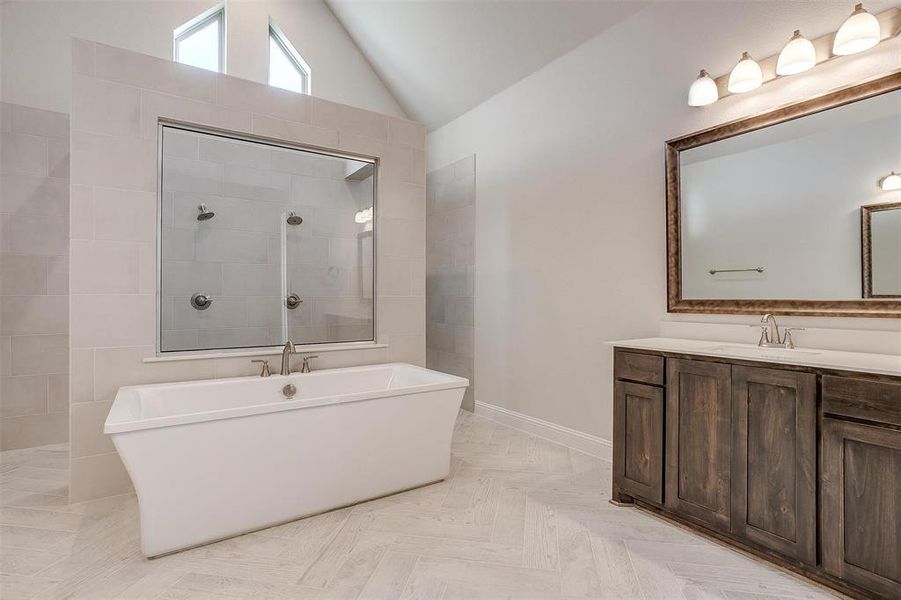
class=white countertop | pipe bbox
[609,337,901,378]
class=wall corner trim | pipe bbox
[474,401,612,461]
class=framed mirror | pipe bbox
[666,72,901,317]
[157,123,376,353]
[862,202,901,298]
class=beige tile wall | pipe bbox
[0,102,70,450]
[426,156,475,411]
[69,39,426,502]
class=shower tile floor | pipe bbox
[0,412,835,599]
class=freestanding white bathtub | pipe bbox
[104,362,468,557]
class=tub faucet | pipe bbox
[300,355,319,373]
[251,359,271,377]
[280,341,296,376]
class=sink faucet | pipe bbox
[752,314,804,349]
[280,341,296,376]
[760,314,781,347]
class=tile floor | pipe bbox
[0,411,835,599]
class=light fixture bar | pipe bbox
[710,7,900,100]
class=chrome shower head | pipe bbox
[286,212,303,226]
[197,204,215,221]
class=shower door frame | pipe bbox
[154,118,380,356]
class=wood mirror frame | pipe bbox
[666,71,901,318]
[861,201,901,299]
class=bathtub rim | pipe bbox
[104,362,468,435]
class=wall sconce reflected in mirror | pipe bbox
[879,171,901,191]
[355,207,374,231]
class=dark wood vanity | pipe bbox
[612,347,901,600]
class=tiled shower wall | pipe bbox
[160,128,374,351]
[69,40,426,502]
[0,103,70,450]
[426,155,475,411]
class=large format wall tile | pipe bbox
[427,156,476,411]
[0,103,70,450]
[72,75,140,138]
[0,132,48,176]
[71,131,156,191]
[94,41,217,103]
[9,334,68,376]
[0,296,68,336]
[70,295,155,348]
[68,40,426,501]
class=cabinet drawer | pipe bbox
[822,376,901,428]
[614,350,664,386]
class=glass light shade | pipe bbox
[776,31,816,76]
[880,172,901,191]
[728,52,763,94]
[688,70,718,107]
[833,3,880,56]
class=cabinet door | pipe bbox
[614,381,664,504]
[665,359,732,532]
[731,366,816,564]
[822,418,901,599]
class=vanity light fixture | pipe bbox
[687,4,896,107]
[727,53,763,94]
[776,30,817,75]
[879,171,901,191]
[688,70,719,106]
[833,3,881,55]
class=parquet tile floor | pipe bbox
[0,411,836,599]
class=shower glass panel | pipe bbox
[158,125,375,353]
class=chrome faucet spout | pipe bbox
[760,313,781,346]
[280,341,296,376]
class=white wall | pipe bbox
[427,0,901,441]
[0,0,404,118]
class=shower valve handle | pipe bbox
[286,294,303,309]
[190,293,213,310]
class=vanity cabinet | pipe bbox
[612,352,665,505]
[731,366,816,564]
[612,347,901,600]
[664,359,732,532]
[613,381,664,504]
[821,376,901,599]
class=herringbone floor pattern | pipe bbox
[1,411,836,599]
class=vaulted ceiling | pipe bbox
[326,0,648,130]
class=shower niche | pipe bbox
[157,124,376,353]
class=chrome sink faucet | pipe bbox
[752,314,804,349]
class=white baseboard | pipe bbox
[474,401,612,461]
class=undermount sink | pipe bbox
[704,345,822,360]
